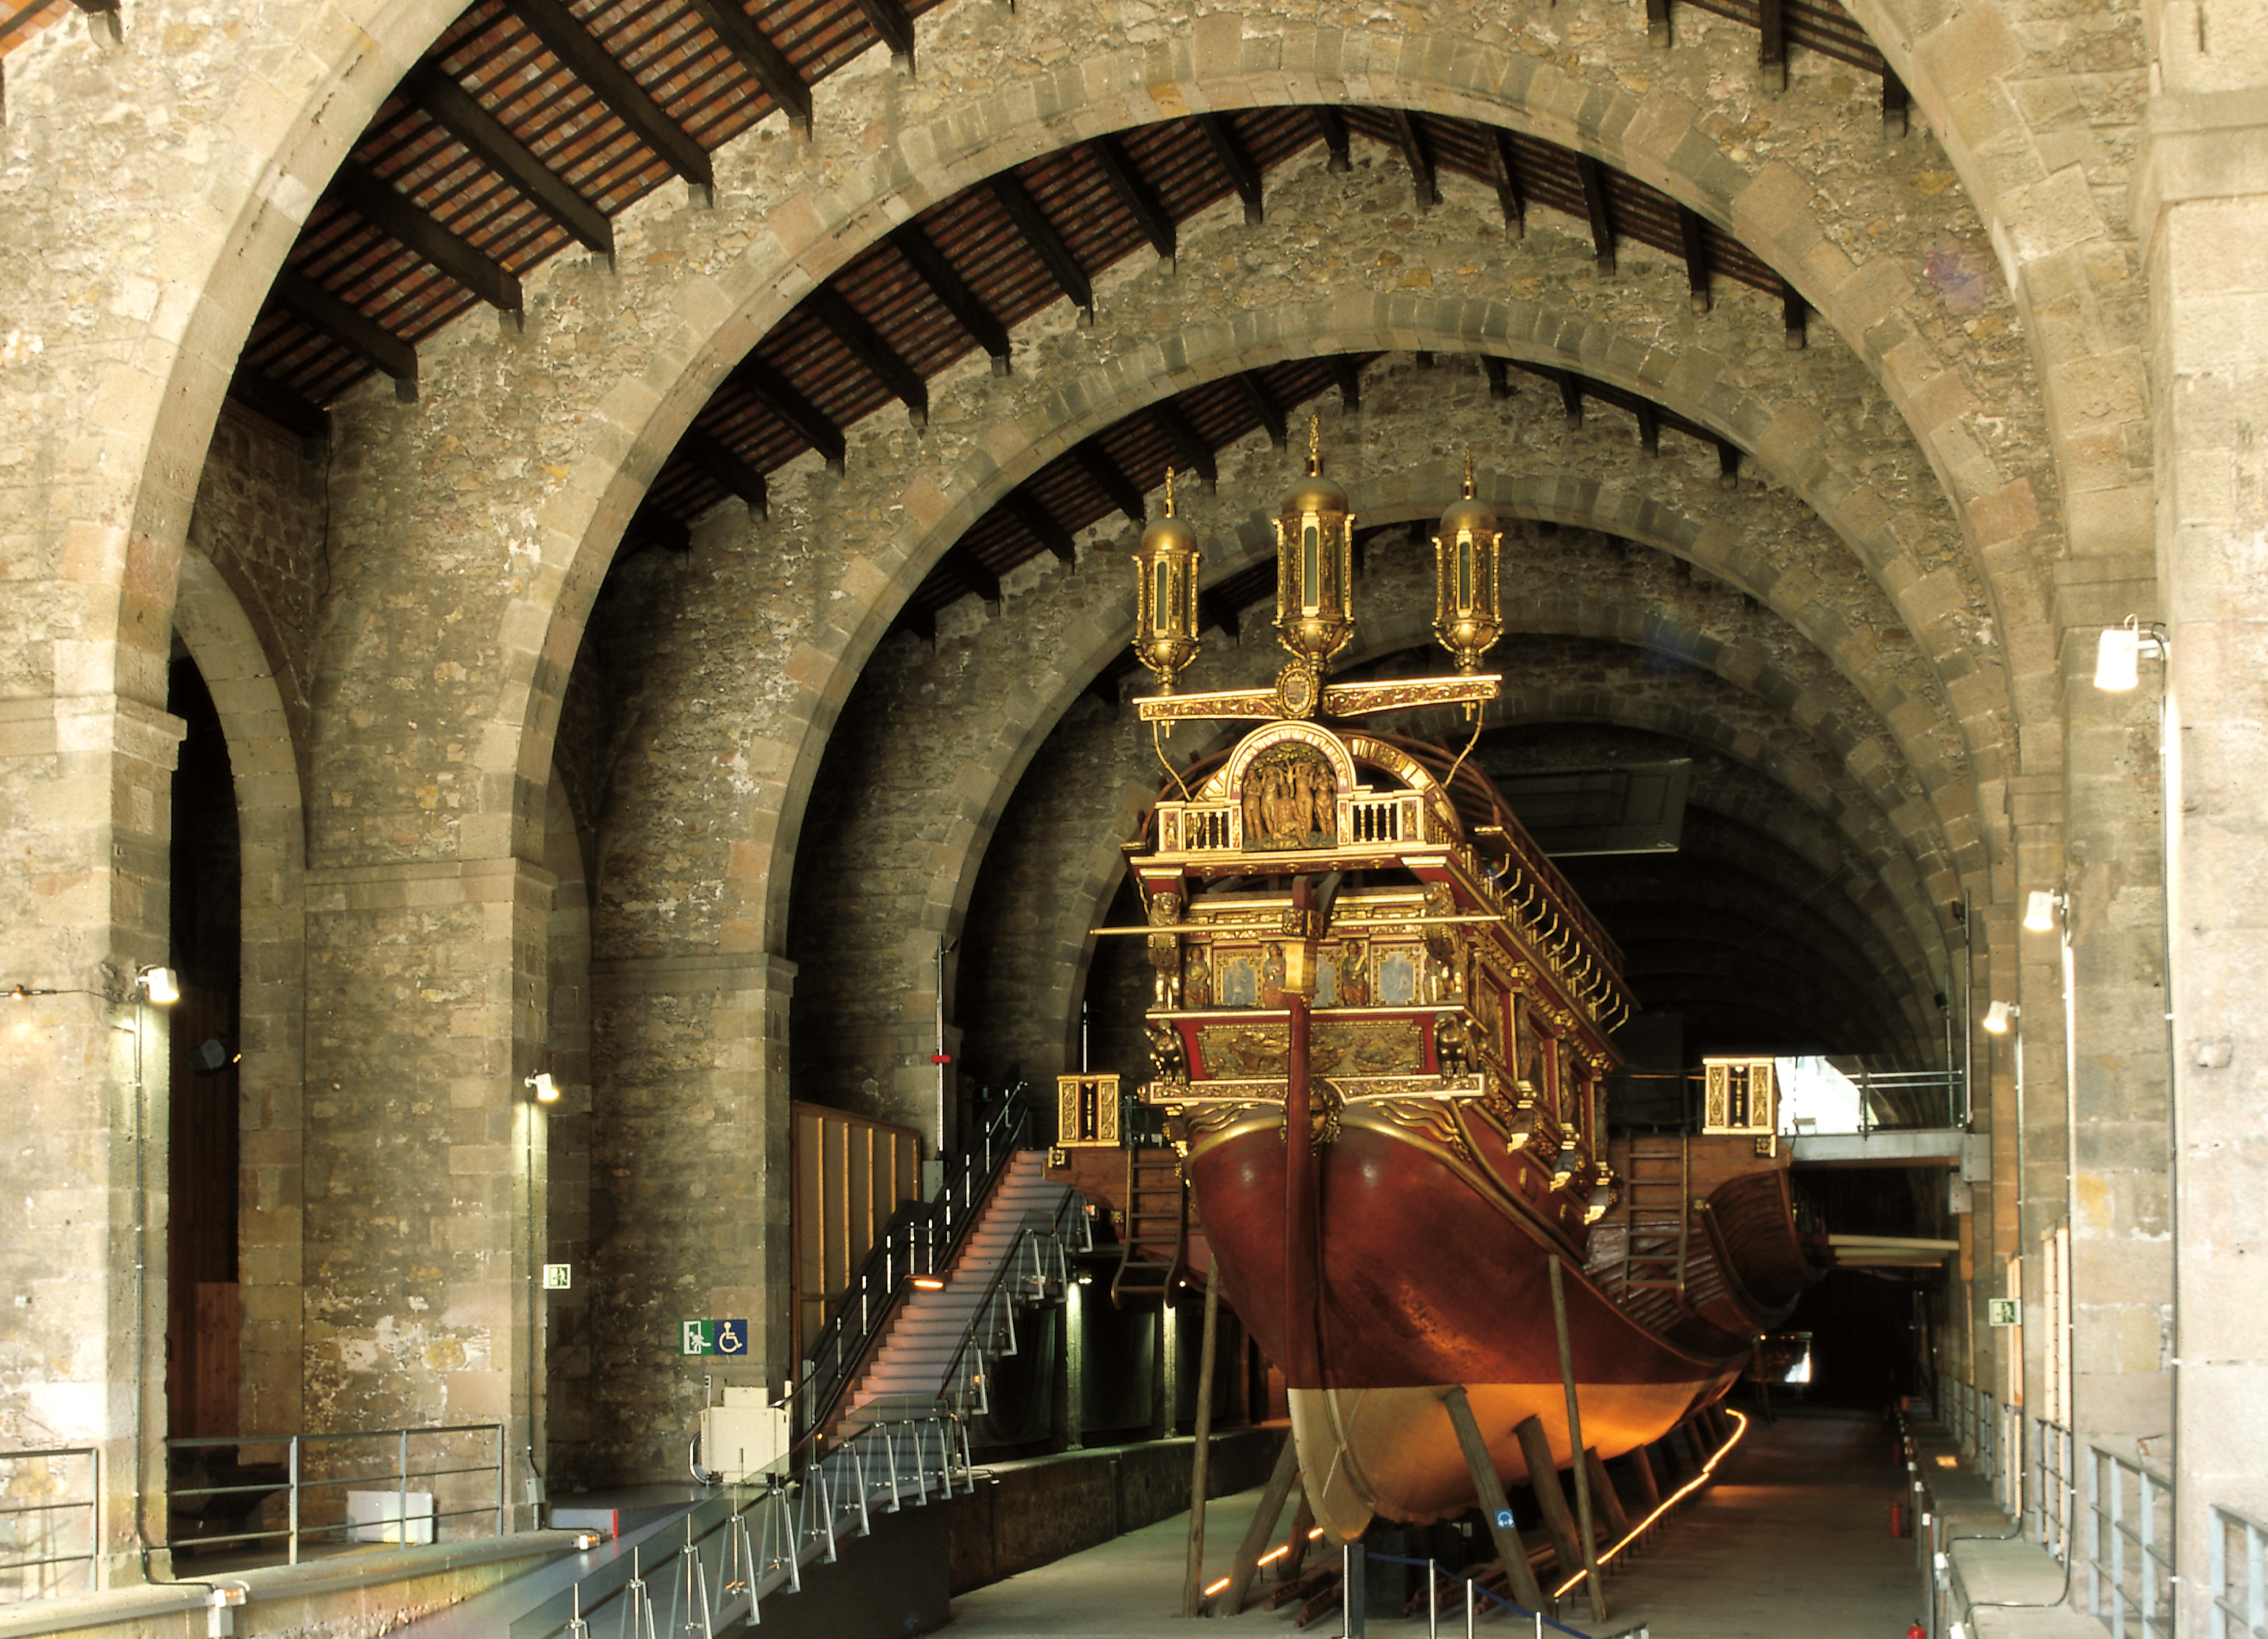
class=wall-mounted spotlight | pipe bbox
[1983,1001,2017,1035]
[2093,617,2167,693]
[137,965,180,1005]
[524,1072,561,1104]
[2023,890,2063,933]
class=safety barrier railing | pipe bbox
[2082,1443,2174,1639]
[1324,1545,1620,1639]
[518,1412,969,1637]
[2212,1504,2268,1639]
[930,1189,1093,1423]
[798,1080,1032,1437]
[163,1423,505,1566]
[0,1445,98,1604]
[2031,1417,2074,1561]
[1997,1401,2023,1519]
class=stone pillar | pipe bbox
[0,694,184,1581]
[301,856,552,1529]
[2136,44,2268,1629]
[582,951,793,1482]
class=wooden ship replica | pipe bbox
[1114,433,1827,1543]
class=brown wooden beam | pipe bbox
[1074,442,1147,524]
[226,366,332,442]
[332,159,523,314]
[1442,1388,1551,1613]
[268,270,418,397]
[406,65,614,258]
[1150,401,1218,488]
[1483,356,1513,400]
[1717,438,1741,490]
[1553,368,1585,429]
[1325,354,1363,412]
[850,0,914,64]
[1488,130,1527,238]
[1091,136,1176,262]
[1199,113,1264,225]
[1004,490,1077,566]
[681,427,770,518]
[992,174,1092,318]
[682,0,812,132]
[1313,106,1352,174]
[1676,203,1712,313]
[1883,67,1910,138]
[728,356,846,473]
[1645,0,1670,47]
[1758,0,1787,90]
[1636,398,1661,457]
[1388,109,1439,208]
[1513,1413,1588,1586]
[505,0,713,189]
[805,284,927,424]
[1236,371,1288,449]
[1782,278,1808,349]
[893,223,1013,370]
[1574,152,1617,276]
[948,545,1001,606]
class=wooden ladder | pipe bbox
[1622,1134,1690,1296]
[1110,1147,1189,1306]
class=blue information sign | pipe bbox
[679,1318,750,1356]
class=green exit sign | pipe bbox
[1986,1298,2017,1326]
[543,1264,572,1290]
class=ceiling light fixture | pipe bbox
[524,1072,561,1104]
[2023,890,2062,933]
[1983,1001,2017,1035]
[2093,617,2167,693]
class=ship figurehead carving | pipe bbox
[1103,429,1820,1550]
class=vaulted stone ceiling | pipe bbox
[222,0,2037,1106]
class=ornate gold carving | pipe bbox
[1279,1077,1343,1153]
[1057,1074,1121,1147]
[1242,740,1337,850]
[1147,1020,1187,1086]
[1367,1094,1472,1162]
[1275,658,1323,721]
[1320,676,1500,715]
[1193,1017,1426,1080]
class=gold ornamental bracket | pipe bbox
[1135,672,1502,723]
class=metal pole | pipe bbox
[1548,1259,1605,1620]
[1181,1275,1223,1617]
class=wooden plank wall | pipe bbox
[790,1103,923,1363]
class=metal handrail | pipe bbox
[0,1445,98,1604]
[2212,1504,2268,1639]
[2084,1443,2174,1639]
[930,1188,1094,1421]
[162,1423,505,1566]
[797,1081,1033,1437]
[2032,1417,2075,1560]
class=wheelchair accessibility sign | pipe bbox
[679,1318,749,1356]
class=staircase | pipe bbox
[838,1152,1077,1426]
[1110,1147,1192,1306]
[1622,1134,1691,1298]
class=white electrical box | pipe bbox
[700,1387,791,1483]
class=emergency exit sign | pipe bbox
[1986,1299,2018,1326]
[543,1264,572,1290]
[680,1318,750,1356]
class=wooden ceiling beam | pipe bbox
[1717,439,1742,489]
[1758,0,1788,90]
[1090,136,1176,263]
[946,546,1002,607]
[1781,278,1808,349]
[1483,356,1512,401]
[1635,399,1661,458]
[1388,110,1439,209]
[729,356,847,473]
[268,270,418,398]
[893,223,1013,372]
[1645,0,1670,46]
[505,0,714,190]
[1005,490,1077,566]
[333,159,524,315]
[1313,106,1352,174]
[1150,401,1218,489]
[1074,442,1147,525]
[805,285,928,424]
[1552,368,1584,429]
[1883,68,1911,138]
[622,505,692,555]
[1325,355,1363,412]
[226,365,333,442]
[990,174,1093,318]
[850,0,915,63]
[682,427,771,518]
[1573,153,1617,276]
[1236,372,1288,450]
[406,66,615,258]
[1676,204,1712,314]
[682,0,812,133]
[1198,114,1264,225]
[1486,129,1527,239]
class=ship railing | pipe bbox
[0,1445,97,1604]
[2082,1443,2175,1639]
[2030,1417,2076,1562]
[2211,1503,2268,1639]
[797,1079,1032,1438]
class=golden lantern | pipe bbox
[1432,454,1502,674]
[1131,468,1203,693]
[1273,417,1356,718]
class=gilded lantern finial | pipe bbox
[1273,417,1355,717]
[1432,451,1502,675]
[1132,466,1203,694]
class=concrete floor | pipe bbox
[942,1405,1932,1639]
